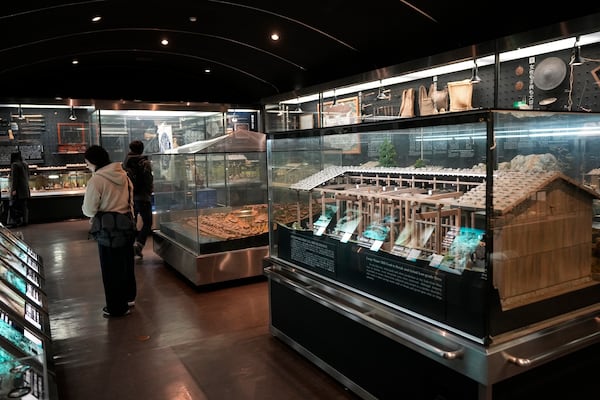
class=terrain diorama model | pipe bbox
[181,204,269,240]
[179,202,313,241]
[275,154,600,310]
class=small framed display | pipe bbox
[319,96,361,154]
[319,96,360,128]
[57,123,87,153]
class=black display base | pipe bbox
[276,226,600,339]
[269,278,600,400]
[2,195,85,225]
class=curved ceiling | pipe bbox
[2,1,600,105]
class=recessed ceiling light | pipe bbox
[270,33,280,41]
[189,16,197,22]
[91,15,102,23]
[204,68,211,73]
[72,59,79,65]
[161,39,169,46]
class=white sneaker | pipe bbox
[133,242,143,258]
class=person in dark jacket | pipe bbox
[8,151,30,227]
[123,140,154,258]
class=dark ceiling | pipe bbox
[2,1,600,106]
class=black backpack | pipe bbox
[89,211,136,247]
[125,157,147,192]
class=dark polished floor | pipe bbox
[15,219,360,400]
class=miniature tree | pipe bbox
[378,139,397,167]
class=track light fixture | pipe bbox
[376,80,389,100]
[569,36,584,66]
[17,104,25,120]
[470,60,481,83]
[68,106,77,121]
[296,97,303,113]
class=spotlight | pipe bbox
[470,61,481,84]
[68,106,77,121]
[17,104,25,120]
[376,80,389,100]
[570,37,584,66]
[377,87,388,100]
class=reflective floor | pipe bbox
[17,219,359,400]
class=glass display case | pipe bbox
[265,109,600,399]
[0,348,47,400]
[89,107,259,160]
[1,164,91,224]
[0,224,54,400]
[0,239,43,295]
[28,164,90,193]
[0,164,90,196]
[90,109,228,162]
[152,129,269,285]
[0,226,42,265]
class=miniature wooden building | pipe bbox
[287,166,600,311]
[480,171,599,310]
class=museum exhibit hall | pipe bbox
[3,2,600,400]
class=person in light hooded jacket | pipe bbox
[82,145,136,317]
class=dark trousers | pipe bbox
[133,200,152,247]
[8,198,28,226]
[98,240,136,315]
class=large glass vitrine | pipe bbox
[265,109,600,399]
[152,129,269,285]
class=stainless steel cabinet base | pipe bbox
[153,231,268,286]
[265,264,600,400]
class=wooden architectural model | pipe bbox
[284,165,600,310]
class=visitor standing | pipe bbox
[82,145,136,317]
[123,140,154,259]
[8,151,30,227]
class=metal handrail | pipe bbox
[265,266,465,361]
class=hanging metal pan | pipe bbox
[533,57,567,90]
